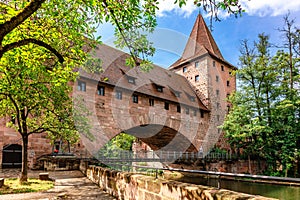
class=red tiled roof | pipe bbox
[79,44,208,111]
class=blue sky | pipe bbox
[97,0,300,68]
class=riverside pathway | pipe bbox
[0,169,116,200]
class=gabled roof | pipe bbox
[169,14,235,70]
[79,44,209,111]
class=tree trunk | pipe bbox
[19,135,28,183]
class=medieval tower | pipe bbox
[168,15,236,152]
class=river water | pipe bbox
[179,176,300,200]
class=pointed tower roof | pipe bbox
[169,14,230,69]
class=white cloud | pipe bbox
[157,0,197,18]
[157,0,300,18]
[241,0,300,17]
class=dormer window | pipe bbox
[174,91,181,97]
[190,96,195,102]
[156,85,163,92]
[127,76,136,84]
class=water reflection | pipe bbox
[179,176,300,200]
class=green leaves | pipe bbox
[223,19,300,177]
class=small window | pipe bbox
[164,102,169,110]
[174,91,181,97]
[132,94,138,103]
[156,86,163,92]
[128,77,135,84]
[217,115,220,121]
[227,80,230,87]
[183,67,187,73]
[185,107,189,114]
[227,93,230,98]
[195,75,200,82]
[195,61,199,68]
[213,61,216,67]
[190,96,195,102]
[216,89,219,96]
[77,80,86,92]
[177,105,181,113]
[149,99,154,106]
[216,76,219,82]
[216,103,220,108]
[200,110,204,118]
[229,71,232,75]
[115,90,122,100]
[221,65,224,71]
[97,85,105,96]
[193,109,197,116]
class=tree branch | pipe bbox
[0,0,46,43]
[1,38,64,63]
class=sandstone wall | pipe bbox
[86,165,277,200]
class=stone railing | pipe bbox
[86,165,277,200]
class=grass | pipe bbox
[0,178,54,195]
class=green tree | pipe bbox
[222,18,300,177]
[0,0,244,183]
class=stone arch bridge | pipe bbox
[73,45,213,157]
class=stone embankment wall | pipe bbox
[86,165,277,200]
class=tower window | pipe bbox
[132,94,138,103]
[227,80,230,87]
[97,85,105,96]
[149,99,154,106]
[183,67,187,73]
[185,107,189,114]
[195,61,199,68]
[77,80,86,92]
[221,65,224,71]
[177,105,181,113]
[195,75,200,82]
[227,105,231,113]
[216,90,219,96]
[216,76,219,82]
[213,61,216,67]
[200,110,204,118]
[115,90,122,100]
[164,102,169,110]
